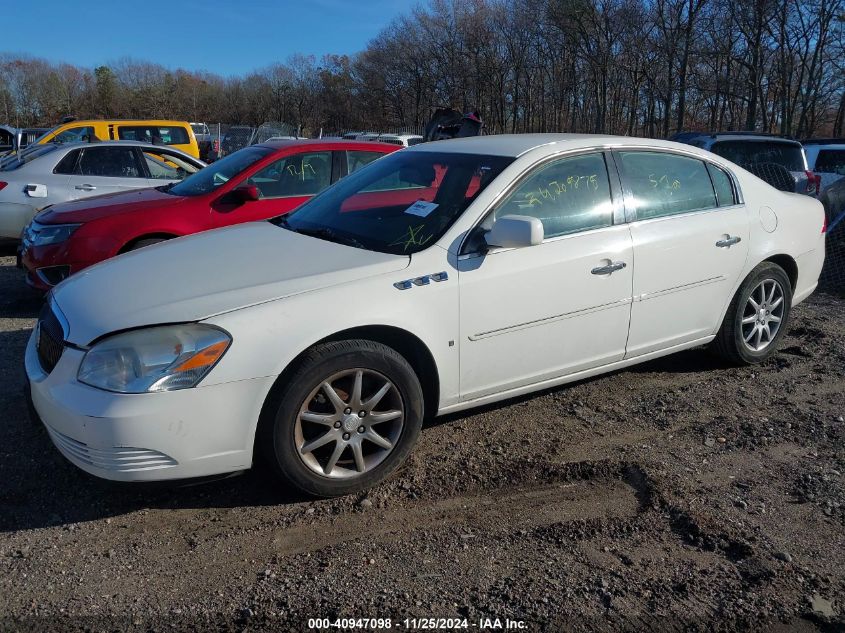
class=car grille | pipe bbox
[36,303,65,374]
[46,427,178,472]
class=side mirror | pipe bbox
[232,184,260,202]
[485,215,544,249]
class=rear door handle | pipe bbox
[716,235,741,248]
[591,261,627,275]
[75,184,97,191]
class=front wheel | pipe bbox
[712,262,792,365]
[258,340,424,497]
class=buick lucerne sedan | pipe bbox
[19,140,397,291]
[26,134,826,497]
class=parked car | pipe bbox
[220,126,257,157]
[190,122,214,161]
[671,131,819,196]
[802,138,845,192]
[820,176,845,227]
[19,140,397,291]
[25,134,824,497]
[33,119,201,158]
[377,133,424,147]
[0,141,204,241]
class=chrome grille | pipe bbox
[46,427,178,472]
[36,303,65,374]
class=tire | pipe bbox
[257,339,424,497]
[712,262,792,365]
[125,237,168,252]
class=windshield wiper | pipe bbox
[296,227,365,249]
[281,222,365,249]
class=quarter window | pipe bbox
[53,150,81,175]
[707,163,737,206]
[494,152,614,238]
[247,151,332,198]
[618,151,717,220]
[75,147,143,178]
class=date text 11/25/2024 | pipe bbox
[307,617,528,629]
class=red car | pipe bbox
[19,140,398,291]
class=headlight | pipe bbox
[30,223,80,246]
[78,324,231,393]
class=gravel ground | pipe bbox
[0,243,843,632]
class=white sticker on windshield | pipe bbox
[405,200,438,217]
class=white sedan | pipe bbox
[26,134,825,497]
[0,141,205,238]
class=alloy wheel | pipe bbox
[294,368,404,479]
[741,279,785,352]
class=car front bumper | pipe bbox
[25,327,275,482]
[19,241,90,292]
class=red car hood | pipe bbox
[37,187,189,224]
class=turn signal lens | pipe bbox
[173,340,229,372]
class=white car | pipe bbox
[377,134,425,147]
[0,141,205,239]
[26,134,826,497]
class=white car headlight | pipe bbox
[78,324,231,394]
[30,223,81,246]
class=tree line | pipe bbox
[2,0,844,138]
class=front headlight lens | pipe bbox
[78,324,231,393]
[31,223,80,245]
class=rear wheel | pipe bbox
[712,262,792,364]
[258,340,424,497]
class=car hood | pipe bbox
[37,187,188,224]
[52,222,410,345]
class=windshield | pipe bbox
[273,151,513,255]
[711,140,805,172]
[0,143,59,171]
[167,146,272,196]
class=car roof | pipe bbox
[56,119,190,126]
[406,133,720,158]
[675,131,801,145]
[801,138,845,146]
[255,139,398,151]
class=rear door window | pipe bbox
[118,126,190,145]
[76,147,144,178]
[618,151,717,220]
[347,151,386,175]
[246,151,332,197]
[710,140,805,172]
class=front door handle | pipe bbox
[591,261,627,275]
[716,235,741,248]
[75,184,97,191]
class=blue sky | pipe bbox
[3,0,419,76]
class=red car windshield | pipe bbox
[167,146,273,196]
[273,151,513,255]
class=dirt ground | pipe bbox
[0,244,843,632]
